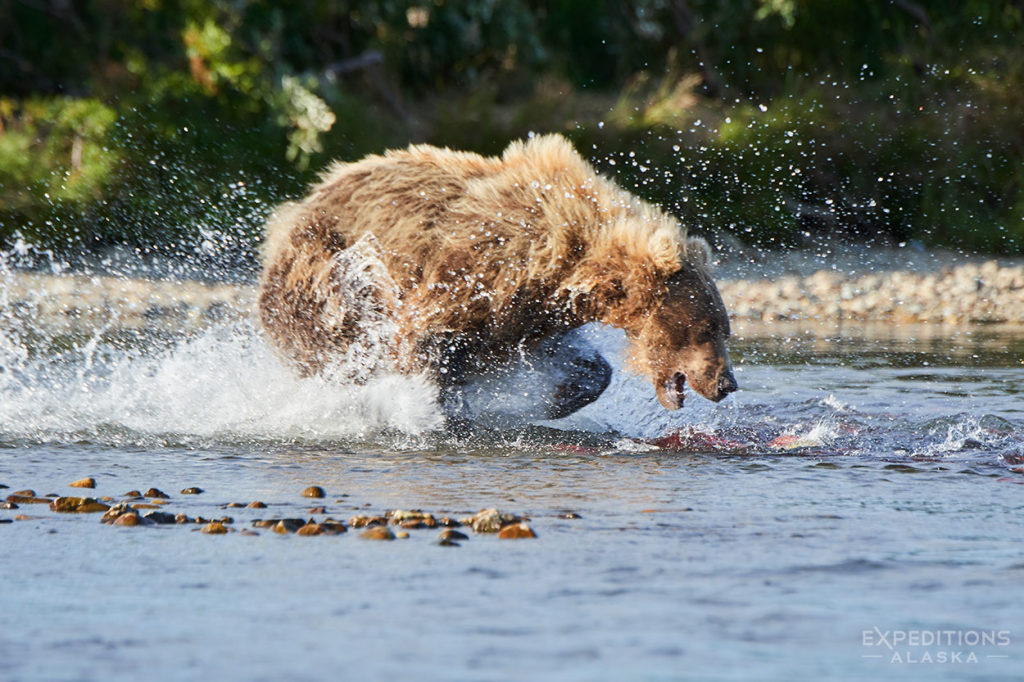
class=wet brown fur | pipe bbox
[258,134,733,405]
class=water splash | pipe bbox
[0,319,444,447]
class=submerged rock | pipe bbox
[201,521,229,534]
[144,488,170,499]
[497,522,537,539]
[461,508,524,533]
[359,526,396,541]
[349,514,388,528]
[438,529,469,542]
[144,511,177,525]
[113,511,147,527]
[50,497,110,513]
[180,487,203,495]
[269,518,306,534]
[6,494,50,505]
[318,520,347,535]
[391,510,438,528]
[101,504,133,524]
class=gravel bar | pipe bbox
[3,248,1023,334]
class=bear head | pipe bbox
[629,238,737,410]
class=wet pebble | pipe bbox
[438,529,469,542]
[6,494,50,505]
[144,511,177,525]
[50,496,110,513]
[497,522,537,540]
[101,504,133,523]
[180,487,203,495]
[113,511,147,527]
[1,501,19,510]
[359,526,396,541]
[69,477,96,489]
[123,490,142,499]
[201,521,229,535]
[144,488,170,499]
[319,520,347,535]
[389,509,436,526]
[267,518,306,534]
[308,506,326,514]
[302,486,326,499]
[296,521,323,536]
[394,531,410,539]
[349,514,388,528]
[247,501,267,509]
[461,508,524,533]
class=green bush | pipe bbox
[0,0,1021,257]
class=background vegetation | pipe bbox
[1,0,1022,269]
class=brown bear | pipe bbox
[258,134,736,419]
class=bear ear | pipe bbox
[684,236,712,268]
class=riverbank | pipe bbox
[3,247,1023,335]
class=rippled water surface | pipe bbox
[2,307,1023,681]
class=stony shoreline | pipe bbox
[3,248,1023,334]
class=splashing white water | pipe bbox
[0,320,444,444]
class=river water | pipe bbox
[1,284,1022,681]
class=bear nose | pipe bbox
[718,369,738,396]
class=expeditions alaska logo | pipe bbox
[862,628,1011,664]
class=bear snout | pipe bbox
[685,363,737,404]
[713,368,738,401]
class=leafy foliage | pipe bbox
[0,0,1021,257]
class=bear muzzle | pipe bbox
[655,367,737,410]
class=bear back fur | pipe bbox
[259,134,710,375]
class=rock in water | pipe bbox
[50,497,110,513]
[359,526,396,541]
[461,508,524,533]
[497,522,537,539]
